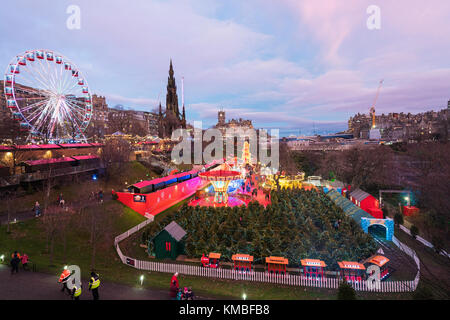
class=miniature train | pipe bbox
[199,253,391,281]
[127,161,223,195]
[128,169,199,194]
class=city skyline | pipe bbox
[1,0,450,134]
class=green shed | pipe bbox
[149,221,186,260]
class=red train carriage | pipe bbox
[201,253,221,268]
[338,261,366,283]
[300,259,327,280]
[232,254,253,273]
[365,255,390,280]
[265,256,288,275]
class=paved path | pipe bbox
[0,196,110,225]
[0,264,186,300]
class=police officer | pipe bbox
[71,284,82,300]
[88,271,100,300]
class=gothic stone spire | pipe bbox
[166,59,179,118]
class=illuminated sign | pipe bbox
[133,195,146,203]
[370,219,385,225]
[305,261,322,266]
[343,264,362,269]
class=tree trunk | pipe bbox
[63,231,67,264]
[50,235,54,266]
[6,207,10,233]
[91,241,96,270]
[46,232,50,253]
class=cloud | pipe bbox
[1,0,450,135]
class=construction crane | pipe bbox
[370,79,384,128]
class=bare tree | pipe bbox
[2,190,17,233]
[40,166,57,213]
[78,202,113,270]
[279,142,299,175]
[58,207,74,264]
[100,138,132,181]
[41,205,62,266]
[337,146,393,189]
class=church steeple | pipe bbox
[158,102,164,138]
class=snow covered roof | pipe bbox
[164,221,186,242]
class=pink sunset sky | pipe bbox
[1,0,449,134]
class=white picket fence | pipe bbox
[114,215,420,292]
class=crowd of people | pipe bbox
[9,251,29,274]
[169,272,194,300]
[58,269,100,300]
[89,190,104,203]
[8,252,193,300]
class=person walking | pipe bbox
[88,272,100,300]
[33,201,41,217]
[171,272,179,289]
[58,193,64,206]
[170,280,178,300]
[58,268,71,294]
[10,251,20,275]
[21,253,29,271]
[98,190,104,203]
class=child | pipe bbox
[33,202,41,217]
[21,253,29,271]
[176,288,183,300]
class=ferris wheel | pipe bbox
[3,49,93,142]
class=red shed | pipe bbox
[350,188,383,218]
[403,206,419,216]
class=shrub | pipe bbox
[394,213,404,227]
[431,236,443,254]
[112,192,118,200]
[410,225,419,239]
[337,281,356,300]
[413,286,435,300]
[26,183,33,195]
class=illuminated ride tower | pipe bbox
[198,170,241,205]
[241,141,251,165]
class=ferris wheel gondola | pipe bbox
[3,49,93,143]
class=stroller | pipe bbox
[177,287,194,300]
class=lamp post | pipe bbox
[404,196,410,207]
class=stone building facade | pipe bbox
[348,104,450,141]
